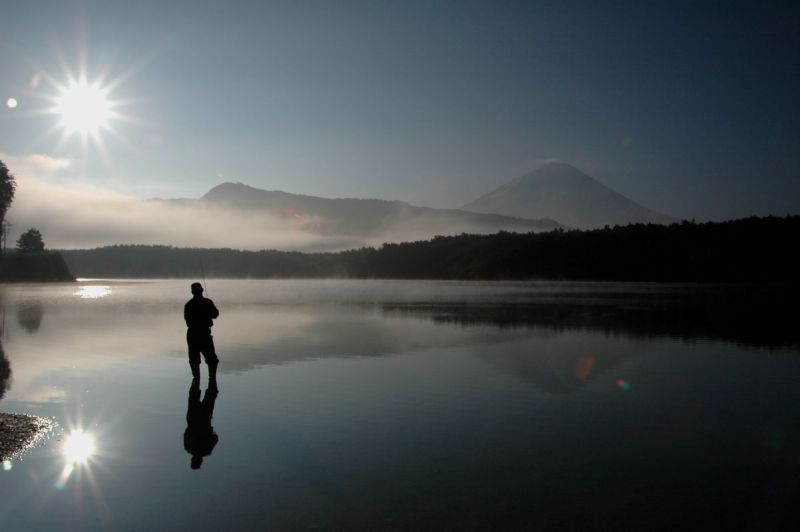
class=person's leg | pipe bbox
[189,360,200,380]
[203,335,219,383]
[187,331,201,379]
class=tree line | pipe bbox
[59,215,800,282]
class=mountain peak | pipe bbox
[513,162,597,187]
[465,163,674,229]
[534,161,585,175]
[203,182,259,198]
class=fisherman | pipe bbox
[184,282,220,380]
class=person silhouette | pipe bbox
[184,282,220,380]
[184,378,219,470]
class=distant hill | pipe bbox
[151,182,560,246]
[464,162,675,229]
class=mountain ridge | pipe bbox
[148,181,561,249]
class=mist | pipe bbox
[9,176,355,250]
[1,153,358,251]
[4,153,556,252]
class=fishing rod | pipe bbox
[199,257,209,297]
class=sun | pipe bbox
[27,54,138,152]
[54,80,111,135]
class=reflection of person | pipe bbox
[184,282,220,380]
[184,378,219,470]
[0,341,11,401]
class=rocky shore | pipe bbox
[0,413,54,461]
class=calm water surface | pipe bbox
[0,280,798,531]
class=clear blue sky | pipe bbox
[1,0,798,220]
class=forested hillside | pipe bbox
[60,216,800,282]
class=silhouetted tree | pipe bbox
[16,228,45,254]
[0,160,15,227]
[0,160,16,253]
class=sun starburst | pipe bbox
[55,80,112,135]
[42,70,124,153]
[23,54,146,155]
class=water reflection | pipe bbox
[184,379,220,470]
[474,334,639,394]
[0,281,797,530]
[0,341,10,401]
[74,285,112,299]
[0,281,797,403]
[16,300,44,334]
[55,428,98,489]
[381,284,800,350]
[63,429,96,463]
[0,281,797,404]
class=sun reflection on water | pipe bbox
[56,429,97,489]
[74,285,112,299]
[63,430,96,463]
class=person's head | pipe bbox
[190,282,203,296]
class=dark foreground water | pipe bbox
[0,280,798,531]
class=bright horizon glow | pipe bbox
[55,80,111,135]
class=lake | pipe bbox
[0,279,798,531]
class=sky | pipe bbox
[0,0,798,234]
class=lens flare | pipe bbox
[574,355,596,382]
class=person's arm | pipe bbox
[208,299,219,319]
[184,302,190,327]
